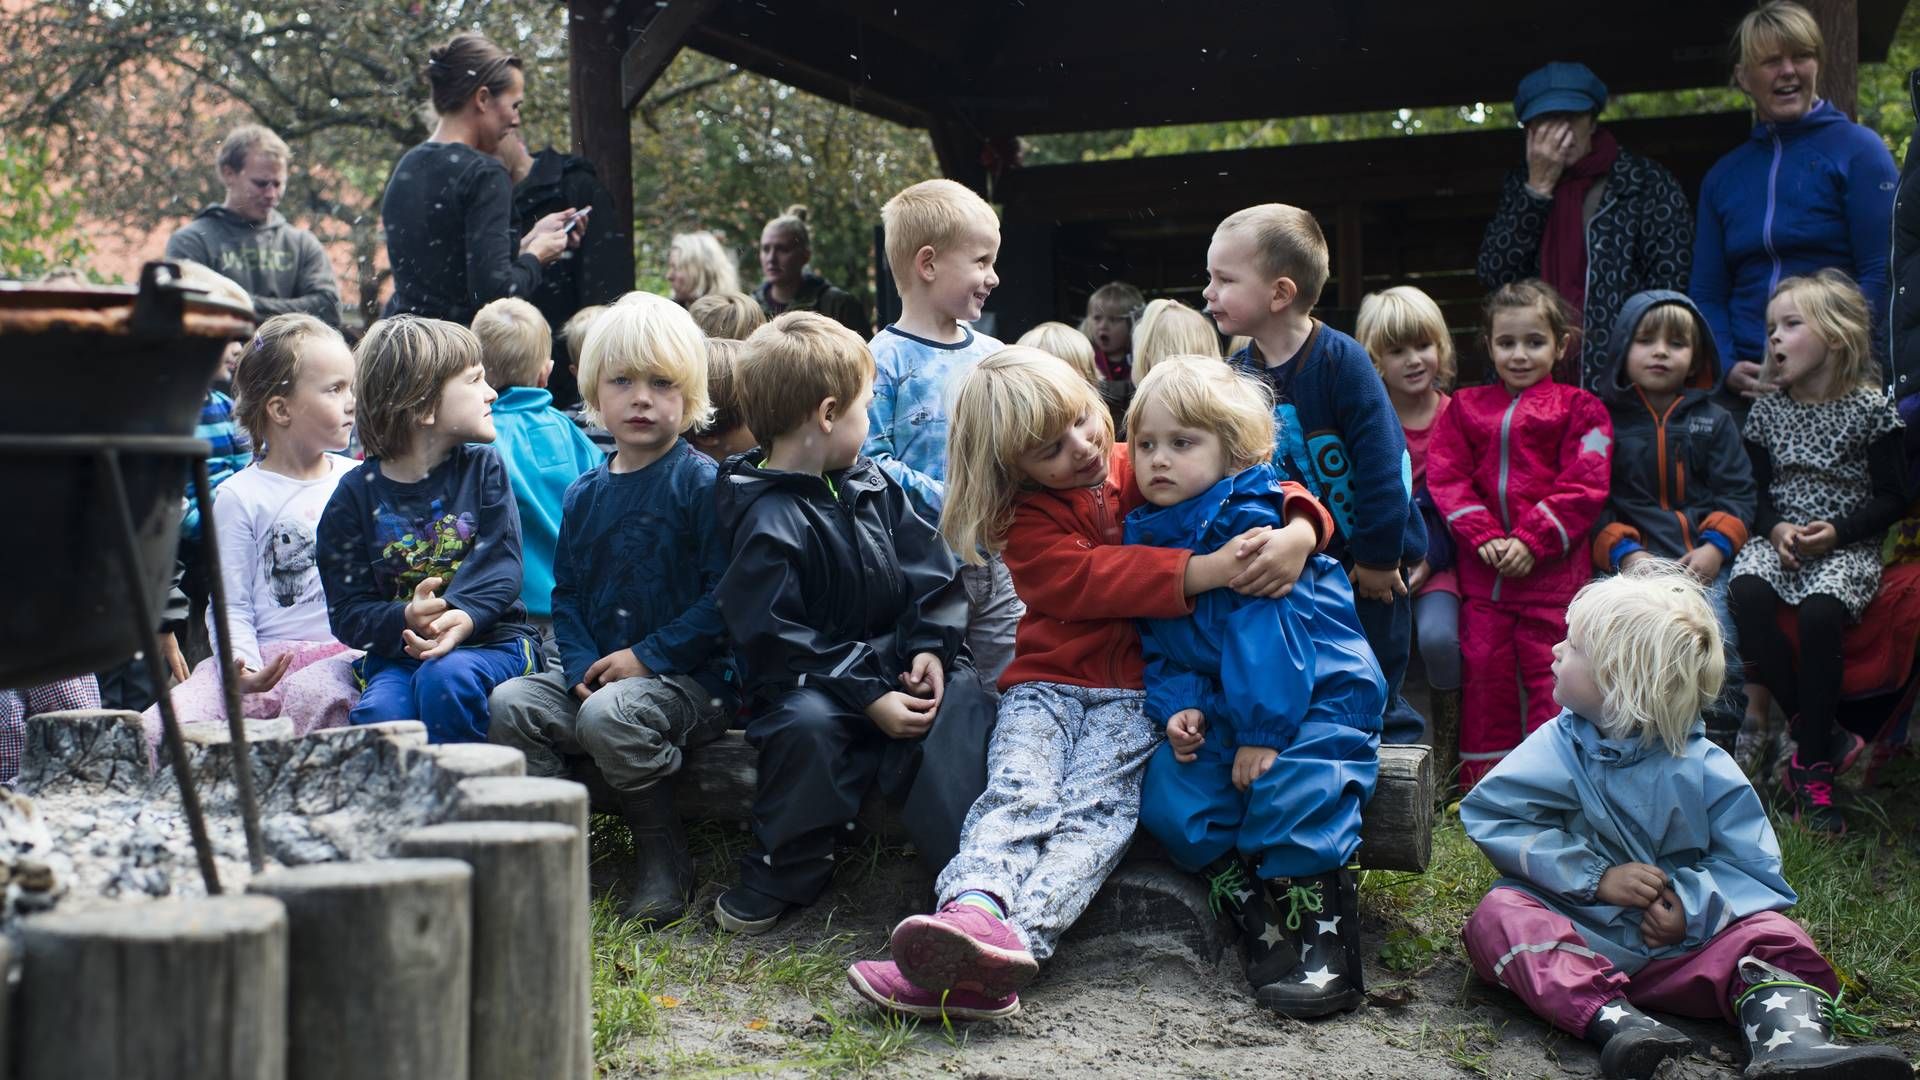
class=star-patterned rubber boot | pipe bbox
[1253,867,1364,1019]
[1581,997,1693,1079]
[1734,955,1912,1078]
[1204,857,1296,989]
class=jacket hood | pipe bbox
[493,385,554,413]
[713,452,885,530]
[755,273,837,306]
[1749,98,1849,142]
[1599,290,1723,405]
[1564,708,1702,767]
[515,149,595,200]
[192,204,290,232]
[1127,462,1281,544]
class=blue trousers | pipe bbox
[1355,586,1425,745]
[352,638,538,743]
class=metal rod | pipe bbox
[0,433,217,456]
[98,448,222,895]
[192,457,266,874]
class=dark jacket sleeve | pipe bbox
[317,471,409,659]
[1477,171,1551,288]
[884,481,969,668]
[440,448,527,637]
[632,465,731,678]
[1748,437,1780,539]
[463,162,543,315]
[253,229,342,325]
[1689,408,1756,551]
[1844,130,1899,352]
[1329,348,1416,568]
[1892,69,1920,390]
[825,287,871,338]
[551,480,597,688]
[1831,430,1908,547]
[566,168,629,308]
[1691,174,1739,372]
[163,227,211,268]
[1641,162,1695,292]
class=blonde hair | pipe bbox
[880,179,1000,294]
[943,346,1113,564]
[232,313,344,452]
[352,316,483,461]
[471,297,551,388]
[1766,270,1878,394]
[1015,321,1099,386]
[577,291,714,433]
[1216,204,1330,311]
[1078,281,1146,343]
[689,292,767,340]
[1356,286,1458,387]
[1733,2,1823,80]
[1563,562,1724,754]
[703,337,746,437]
[1127,355,1276,473]
[735,311,874,442]
[217,124,290,172]
[561,304,607,369]
[764,204,813,249]
[1132,299,1221,380]
[667,231,741,301]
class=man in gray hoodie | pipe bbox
[165,125,341,326]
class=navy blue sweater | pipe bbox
[317,444,535,659]
[551,441,735,705]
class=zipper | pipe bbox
[1764,129,1785,298]
[1493,394,1522,603]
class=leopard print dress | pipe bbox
[1730,386,1904,618]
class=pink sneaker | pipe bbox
[889,902,1039,998]
[846,960,1019,1021]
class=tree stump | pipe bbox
[15,895,288,1080]
[1063,860,1230,964]
[396,821,587,1080]
[248,859,472,1080]
[411,742,527,781]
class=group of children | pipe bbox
[135,171,1909,1077]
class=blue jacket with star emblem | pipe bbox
[1460,709,1796,975]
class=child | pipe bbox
[471,297,605,646]
[1081,280,1144,429]
[1591,290,1755,753]
[1356,286,1463,783]
[865,178,1023,686]
[665,230,740,306]
[560,304,615,452]
[1131,297,1221,382]
[2,676,99,782]
[488,293,735,923]
[712,311,997,934]
[1428,280,1613,788]
[1126,357,1385,1019]
[317,316,540,742]
[1729,270,1906,835]
[847,348,1332,1020]
[688,291,767,340]
[141,313,363,749]
[1460,565,1911,1080]
[1210,204,1429,746]
[1014,321,1099,388]
[687,338,757,462]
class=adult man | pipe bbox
[166,124,341,325]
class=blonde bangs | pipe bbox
[1128,355,1275,473]
[1356,286,1456,385]
[578,291,714,433]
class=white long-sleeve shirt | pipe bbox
[208,456,357,667]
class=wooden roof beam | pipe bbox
[683,21,935,129]
[622,0,721,111]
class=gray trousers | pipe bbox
[936,682,1160,960]
[960,556,1024,690]
[487,669,731,794]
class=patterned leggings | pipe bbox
[140,640,361,760]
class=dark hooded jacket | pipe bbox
[165,205,341,325]
[1888,69,1920,401]
[712,454,968,714]
[754,273,869,338]
[511,149,629,407]
[1590,290,1755,571]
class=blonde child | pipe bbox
[1130,298,1221,382]
[317,316,540,742]
[1427,280,1612,788]
[1728,270,1906,835]
[687,338,758,462]
[665,230,740,306]
[1014,321,1099,388]
[141,314,362,749]
[1460,565,1911,1080]
[1080,281,1145,429]
[688,291,767,340]
[849,348,1331,1020]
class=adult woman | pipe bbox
[382,32,578,324]
[666,231,740,306]
[1691,1,1898,402]
[753,205,869,336]
[1477,61,1693,390]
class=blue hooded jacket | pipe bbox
[1124,464,1386,748]
[1459,710,1796,975]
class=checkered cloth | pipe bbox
[0,675,100,782]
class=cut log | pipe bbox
[409,742,526,780]
[15,895,288,1080]
[248,859,472,1080]
[1063,860,1230,964]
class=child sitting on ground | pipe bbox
[711,312,997,934]
[687,338,757,462]
[1130,298,1221,382]
[1014,321,1100,389]
[1081,280,1144,429]
[489,293,735,923]
[560,304,615,452]
[689,291,767,340]
[1460,564,1911,1080]
[1129,357,1385,1020]
[318,316,539,742]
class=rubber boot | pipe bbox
[619,781,693,925]
[1429,687,1462,796]
[1583,997,1694,1079]
[1735,956,1913,1078]
[1202,856,1297,989]
[1254,867,1364,1018]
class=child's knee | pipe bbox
[750,688,845,749]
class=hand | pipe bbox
[1167,708,1207,762]
[1794,521,1837,559]
[1639,887,1687,948]
[1349,563,1408,605]
[158,630,189,684]
[403,608,474,660]
[1232,745,1278,792]
[1595,862,1669,909]
[404,576,448,636]
[1496,539,1536,578]
[900,651,945,710]
[1477,538,1509,567]
[521,210,573,265]
[1724,360,1773,401]
[865,690,937,739]
[1770,522,1803,572]
[1524,119,1574,196]
[1229,517,1317,598]
[572,682,593,702]
[582,648,651,689]
[1405,559,1432,594]
[1619,549,1652,572]
[1185,529,1262,595]
[234,651,292,695]
[1676,543,1724,582]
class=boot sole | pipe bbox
[1601,1030,1694,1079]
[846,965,1020,1022]
[890,915,1039,998]
[1744,1047,1914,1080]
[1254,985,1363,1019]
[713,895,785,935]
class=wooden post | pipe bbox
[249,860,473,1080]
[412,742,527,781]
[16,896,288,1080]
[397,822,588,1080]
[568,0,636,289]
[1809,0,1860,119]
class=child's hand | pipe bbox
[1495,539,1536,578]
[583,648,652,689]
[1405,559,1432,594]
[900,651,945,709]
[1232,745,1278,792]
[1619,549,1651,572]
[1676,543,1723,582]
[1349,563,1407,604]
[1638,887,1687,948]
[865,691,936,739]
[1167,709,1207,762]
[1229,517,1317,598]
[1476,539,1508,567]
[234,651,293,696]
[404,577,449,636]
[403,609,474,660]
[1794,521,1836,559]
[1770,522,1803,571]
[1595,862,1668,908]
[158,630,189,684]
[1186,533,1258,596]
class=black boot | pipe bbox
[1784,754,1847,836]
[1735,956,1913,1078]
[1254,867,1364,1018]
[1202,856,1296,989]
[619,781,693,925]
[1583,997,1694,1079]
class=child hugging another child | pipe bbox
[142,313,362,747]
[1729,271,1906,835]
[1460,565,1911,1080]
[1428,280,1613,788]
[318,316,539,742]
